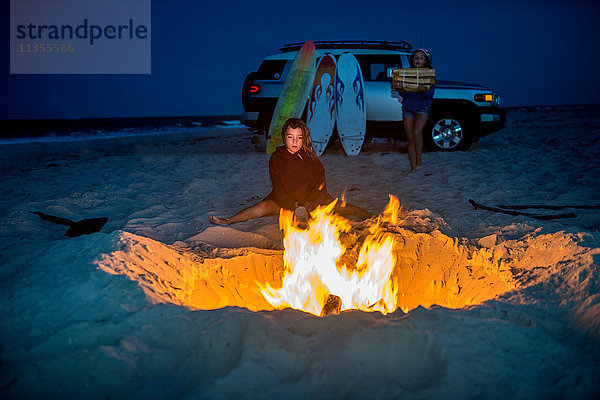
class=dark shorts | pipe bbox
[403,106,430,119]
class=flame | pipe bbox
[260,196,402,316]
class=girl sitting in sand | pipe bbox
[209,118,371,225]
[392,48,435,171]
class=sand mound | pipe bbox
[94,219,599,331]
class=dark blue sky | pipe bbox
[3,0,600,119]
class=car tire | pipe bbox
[425,113,472,151]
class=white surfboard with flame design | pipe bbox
[334,52,366,156]
[307,53,337,156]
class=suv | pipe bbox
[242,41,506,151]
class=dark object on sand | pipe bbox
[321,294,342,317]
[468,199,577,221]
[30,211,108,237]
[495,203,600,210]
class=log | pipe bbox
[321,294,342,317]
[392,68,436,77]
[394,83,433,92]
[394,77,434,84]
[495,203,600,210]
[468,199,577,221]
[391,68,436,92]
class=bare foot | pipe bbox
[294,206,309,222]
[208,216,230,225]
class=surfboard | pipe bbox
[306,53,336,156]
[266,40,316,155]
[335,52,366,156]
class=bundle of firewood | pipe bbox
[391,68,436,92]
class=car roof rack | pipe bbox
[280,40,413,53]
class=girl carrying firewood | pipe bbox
[392,48,435,171]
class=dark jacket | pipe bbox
[265,146,333,211]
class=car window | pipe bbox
[401,55,411,68]
[256,60,286,80]
[355,55,403,81]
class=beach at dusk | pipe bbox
[1,106,599,398]
[2,0,600,398]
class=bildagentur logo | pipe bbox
[10,0,151,74]
[15,18,149,46]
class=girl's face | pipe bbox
[412,51,427,67]
[284,127,303,154]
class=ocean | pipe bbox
[0,115,245,145]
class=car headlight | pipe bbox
[474,93,493,103]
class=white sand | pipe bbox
[1,106,599,398]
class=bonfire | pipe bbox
[261,196,402,316]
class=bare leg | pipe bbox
[412,113,428,168]
[403,116,417,170]
[209,200,280,225]
[334,202,373,220]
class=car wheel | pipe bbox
[426,115,471,151]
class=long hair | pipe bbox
[281,118,316,157]
[409,48,433,69]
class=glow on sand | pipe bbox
[97,195,516,316]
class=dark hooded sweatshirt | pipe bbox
[264,146,333,211]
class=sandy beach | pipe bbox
[1,105,599,398]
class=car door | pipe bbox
[356,54,407,121]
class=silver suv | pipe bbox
[242,41,506,151]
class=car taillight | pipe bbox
[249,84,261,95]
[474,93,493,102]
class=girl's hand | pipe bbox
[392,81,403,91]
[418,84,427,92]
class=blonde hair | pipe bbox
[281,118,316,157]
